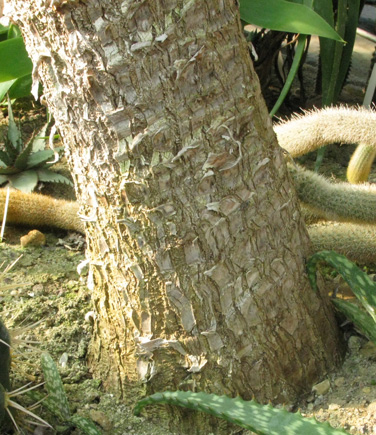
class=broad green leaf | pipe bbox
[7,74,32,100]
[37,169,73,186]
[239,0,343,41]
[27,149,55,168]
[8,170,38,192]
[0,38,33,82]
[6,24,22,40]
[0,79,16,102]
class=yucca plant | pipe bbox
[0,99,72,193]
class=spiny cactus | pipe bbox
[288,163,376,225]
[275,106,376,160]
[134,390,350,434]
[275,106,376,186]
[346,143,376,184]
[276,106,376,262]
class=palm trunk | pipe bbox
[8,0,343,432]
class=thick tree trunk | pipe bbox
[8,0,343,431]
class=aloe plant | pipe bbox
[307,250,376,344]
[0,99,72,192]
[135,391,350,434]
[36,352,101,435]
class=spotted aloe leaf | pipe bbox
[40,352,71,421]
[135,391,350,434]
[69,414,102,435]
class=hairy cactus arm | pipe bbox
[288,163,376,224]
[275,106,376,158]
[134,391,350,434]
[0,189,84,233]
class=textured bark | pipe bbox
[8,0,343,432]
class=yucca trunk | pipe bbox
[8,0,343,432]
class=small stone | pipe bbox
[360,341,376,358]
[20,230,46,247]
[362,386,372,394]
[312,379,330,396]
[89,410,112,431]
[348,336,363,353]
[367,401,376,413]
[328,403,340,410]
[334,377,345,387]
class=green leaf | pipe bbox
[0,38,33,82]
[0,175,9,185]
[239,0,343,41]
[332,298,376,344]
[32,124,49,152]
[0,167,21,175]
[36,169,73,186]
[135,391,350,434]
[0,79,16,102]
[307,251,376,323]
[8,170,38,192]
[27,149,55,168]
[7,99,22,150]
[40,353,71,421]
[270,34,307,117]
[69,414,102,435]
[0,149,13,167]
[7,74,32,100]
[14,140,33,170]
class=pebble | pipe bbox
[20,229,46,247]
[334,377,345,387]
[312,379,330,396]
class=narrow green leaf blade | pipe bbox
[69,414,102,435]
[0,38,33,82]
[7,99,22,150]
[239,0,343,41]
[32,124,49,152]
[332,299,376,344]
[14,140,33,170]
[41,352,71,421]
[270,34,307,117]
[307,250,376,323]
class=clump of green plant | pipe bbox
[0,319,100,433]
[0,99,72,192]
[32,352,102,434]
[307,250,376,344]
[135,390,349,434]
